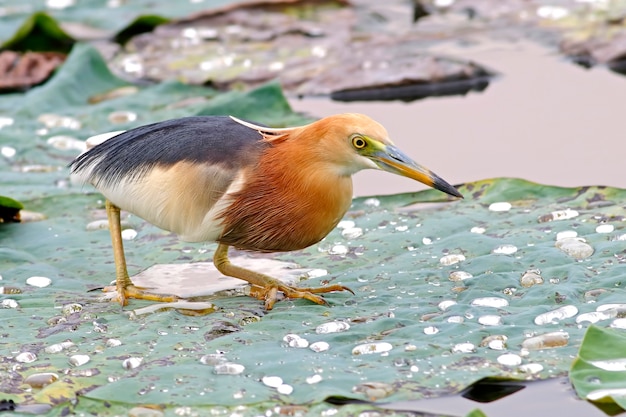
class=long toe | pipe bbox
[104,284,178,305]
[250,283,352,310]
[302,284,354,295]
[125,285,179,303]
[280,286,330,307]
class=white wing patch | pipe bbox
[74,160,244,243]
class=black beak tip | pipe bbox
[434,177,464,199]
[452,188,464,199]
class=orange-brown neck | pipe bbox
[217,139,353,252]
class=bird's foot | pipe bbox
[103,284,179,306]
[212,244,354,310]
[249,283,354,310]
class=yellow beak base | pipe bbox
[372,145,463,199]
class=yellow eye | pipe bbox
[352,135,367,149]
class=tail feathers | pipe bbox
[68,130,126,186]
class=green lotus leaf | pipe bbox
[570,325,626,410]
[1,12,74,52]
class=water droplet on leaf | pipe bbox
[108,110,138,124]
[16,352,37,363]
[534,305,578,325]
[451,343,476,353]
[492,244,518,255]
[352,342,393,355]
[24,372,58,388]
[520,269,543,288]
[69,354,90,367]
[214,363,245,375]
[283,334,309,348]
[522,331,569,350]
[316,321,350,334]
[471,297,509,308]
[555,237,594,259]
[262,376,283,388]
[489,202,512,212]
[309,341,330,352]
[478,315,502,326]
[424,326,439,335]
[519,363,543,374]
[122,357,143,369]
[449,271,473,281]
[595,224,614,233]
[277,384,293,395]
[497,353,522,366]
[306,374,323,384]
[440,254,465,265]
[26,276,52,288]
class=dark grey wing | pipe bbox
[69,116,268,188]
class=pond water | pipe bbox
[377,377,609,417]
[290,39,625,197]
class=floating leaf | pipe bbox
[113,14,170,45]
[1,12,75,52]
[0,195,23,223]
[0,1,243,46]
[466,410,488,417]
[570,325,626,411]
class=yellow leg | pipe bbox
[213,243,353,310]
[104,200,178,306]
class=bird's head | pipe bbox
[230,114,463,199]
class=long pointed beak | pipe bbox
[371,145,463,198]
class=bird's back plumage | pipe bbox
[70,116,268,187]
[70,116,270,242]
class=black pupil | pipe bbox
[356,138,364,147]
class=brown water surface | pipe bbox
[290,40,625,197]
